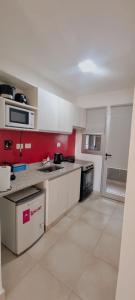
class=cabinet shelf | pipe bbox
[2,127,39,132]
[0,97,38,111]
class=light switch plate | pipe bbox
[25,143,31,149]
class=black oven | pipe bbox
[80,165,94,201]
[62,156,94,201]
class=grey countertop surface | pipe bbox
[75,159,94,167]
[0,162,81,198]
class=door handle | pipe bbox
[105,153,112,160]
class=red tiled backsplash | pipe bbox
[0,129,76,164]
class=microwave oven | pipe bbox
[5,105,35,129]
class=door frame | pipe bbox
[101,104,132,202]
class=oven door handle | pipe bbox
[82,167,94,174]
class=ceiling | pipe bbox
[0,0,135,97]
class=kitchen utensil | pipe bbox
[15,93,27,104]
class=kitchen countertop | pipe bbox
[75,159,94,167]
[0,162,81,198]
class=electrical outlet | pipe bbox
[4,140,13,150]
[25,143,31,149]
[57,142,61,148]
[16,144,23,150]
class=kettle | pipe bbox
[54,153,63,164]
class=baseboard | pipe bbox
[0,289,5,300]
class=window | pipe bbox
[81,134,103,155]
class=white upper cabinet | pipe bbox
[86,107,106,134]
[37,88,73,133]
[73,105,86,129]
[0,71,86,132]
[57,96,74,133]
[37,88,59,132]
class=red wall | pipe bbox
[0,129,76,164]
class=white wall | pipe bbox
[76,88,133,108]
[75,130,103,192]
[115,89,135,300]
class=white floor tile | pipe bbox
[68,292,82,300]
[81,209,110,231]
[67,205,86,221]
[80,197,117,215]
[27,232,59,261]
[94,233,121,268]
[50,216,74,235]
[39,236,90,289]
[6,264,71,300]
[104,214,123,238]
[2,250,35,292]
[75,258,118,300]
[66,219,101,252]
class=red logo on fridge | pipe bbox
[23,209,30,224]
[31,206,42,216]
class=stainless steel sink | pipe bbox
[38,165,64,173]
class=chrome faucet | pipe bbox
[42,158,51,167]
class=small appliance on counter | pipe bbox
[12,163,28,173]
[54,153,63,164]
[0,84,15,100]
[0,186,45,255]
[15,93,28,104]
[0,165,11,192]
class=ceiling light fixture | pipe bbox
[78,59,100,74]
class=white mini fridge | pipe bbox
[0,186,45,255]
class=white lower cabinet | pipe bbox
[67,169,81,209]
[45,169,81,228]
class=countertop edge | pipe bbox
[0,164,81,198]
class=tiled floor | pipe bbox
[1,193,124,300]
